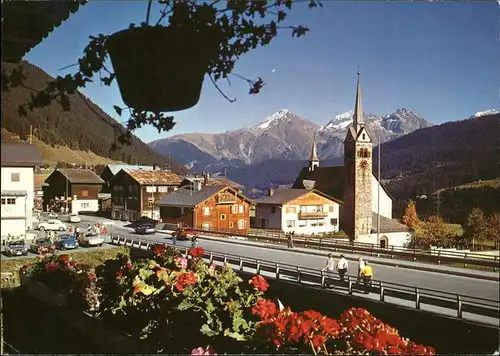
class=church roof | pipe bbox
[372,213,410,233]
[292,166,345,200]
[353,72,364,129]
[310,139,319,162]
[256,188,343,205]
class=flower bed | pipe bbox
[19,244,436,354]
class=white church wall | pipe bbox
[371,174,392,219]
[356,231,412,248]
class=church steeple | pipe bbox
[309,136,319,171]
[353,71,364,132]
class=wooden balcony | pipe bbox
[298,211,328,220]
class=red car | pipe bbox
[171,228,198,241]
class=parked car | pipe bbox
[38,219,67,232]
[171,227,198,241]
[54,234,79,250]
[30,238,56,254]
[68,213,81,223]
[48,212,58,219]
[78,233,104,247]
[135,223,156,235]
[4,240,29,256]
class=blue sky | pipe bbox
[26,1,500,142]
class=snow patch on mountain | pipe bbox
[469,109,499,119]
[254,109,290,130]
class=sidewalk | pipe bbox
[157,230,499,282]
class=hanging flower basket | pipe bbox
[106,25,219,112]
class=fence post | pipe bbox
[390,246,394,259]
[319,238,322,250]
[371,244,375,256]
[379,282,385,302]
[239,257,243,271]
[415,287,420,310]
[348,276,353,295]
[209,252,213,264]
[297,267,301,283]
[456,295,463,319]
[413,246,417,261]
[275,264,280,279]
[463,252,468,269]
[493,256,498,272]
[256,260,261,275]
[437,250,441,265]
[223,254,227,263]
[320,271,325,288]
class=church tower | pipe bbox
[342,72,373,239]
[309,136,319,172]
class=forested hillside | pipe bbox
[1,61,188,174]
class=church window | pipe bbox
[363,133,366,140]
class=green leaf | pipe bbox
[200,323,217,337]
[205,299,215,313]
[232,316,248,331]
[177,299,194,311]
[227,331,248,341]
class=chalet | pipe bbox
[1,143,43,238]
[43,169,104,214]
[109,168,182,221]
[156,184,253,233]
[180,173,244,192]
[100,164,154,193]
[255,188,343,235]
[34,173,49,211]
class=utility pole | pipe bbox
[376,129,381,247]
[66,176,69,214]
[29,124,32,144]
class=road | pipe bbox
[106,223,500,302]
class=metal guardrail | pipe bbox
[188,228,500,271]
[110,234,500,327]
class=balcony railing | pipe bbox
[298,211,328,219]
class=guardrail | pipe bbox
[110,234,500,327]
[188,228,500,271]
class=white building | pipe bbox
[1,144,42,240]
[255,188,343,235]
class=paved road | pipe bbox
[107,224,500,301]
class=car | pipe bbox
[48,212,58,219]
[78,233,104,247]
[30,238,56,254]
[171,227,198,241]
[4,240,29,256]
[54,234,79,250]
[68,213,81,223]
[38,219,67,232]
[135,223,156,235]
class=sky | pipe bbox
[25,1,500,143]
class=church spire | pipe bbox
[353,71,364,131]
[309,136,319,171]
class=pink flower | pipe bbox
[174,256,188,270]
[191,345,217,355]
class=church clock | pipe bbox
[359,159,369,170]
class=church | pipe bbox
[292,73,411,248]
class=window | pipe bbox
[328,205,334,213]
[238,205,245,214]
[202,223,211,230]
[158,186,169,193]
[286,220,295,228]
[286,206,297,214]
[81,202,90,209]
[81,190,89,197]
[330,218,338,226]
[298,220,306,227]
[271,207,276,214]
[1,198,16,205]
[362,133,366,140]
[148,198,154,207]
[231,205,238,214]
[203,206,211,216]
[10,173,20,182]
[220,214,226,220]
[229,222,234,228]
[237,220,245,229]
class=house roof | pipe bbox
[256,188,343,206]
[1,190,28,197]
[208,177,244,189]
[1,143,43,167]
[156,185,228,207]
[292,166,345,199]
[124,169,182,186]
[372,213,410,233]
[106,164,154,176]
[34,174,50,189]
[3,1,87,63]
[56,169,104,184]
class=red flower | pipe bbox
[88,273,96,281]
[58,254,70,262]
[311,334,326,348]
[44,261,59,273]
[116,271,123,278]
[188,246,205,258]
[248,275,269,292]
[174,271,198,291]
[152,244,167,256]
[252,299,278,320]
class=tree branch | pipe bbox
[209,74,236,103]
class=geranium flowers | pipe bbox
[248,275,269,292]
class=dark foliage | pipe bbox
[1,61,188,175]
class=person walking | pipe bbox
[321,253,336,288]
[337,254,348,283]
[75,226,81,239]
[360,261,373,294]
[357,257,365,283]
[287,232,294,248]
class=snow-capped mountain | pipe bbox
[149,108,432,173]
[469,109,499,119]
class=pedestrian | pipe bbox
[321,253,336,288]
[337,254,348,282]
[360,261,373,294]
[357,257,365,283]
[287,232,294,248]
[191,234,198,248]
[76,226,81,239]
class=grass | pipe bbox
[0,247,130,289]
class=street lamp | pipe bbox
[376,128,381,247]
